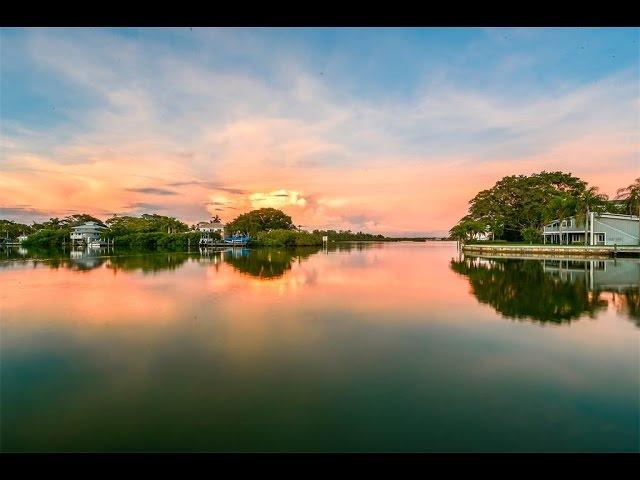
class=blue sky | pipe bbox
[1,28,638,235]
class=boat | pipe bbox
[223,234,250,246]
[199,232,250,247]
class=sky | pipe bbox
[1,27,638,236]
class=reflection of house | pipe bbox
[542,213,639,246]
[542,258,640,291]
[70,222,107,244]
[68,248,105,270]
[197,219,225,236]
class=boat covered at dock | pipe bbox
[199,233,250,247]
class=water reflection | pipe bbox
[223,247,321,279]
[0,243,381,276]
[451,254,639,325]
[1,242,638,452]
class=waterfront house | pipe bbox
[17,234,29,243]
[70,221,107,244]
[542,213,639,246]
[197,219,225,236]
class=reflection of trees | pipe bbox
[223,247,321,279]
[1,248,193,273]
[328,242,384,252]
[3,247,323,278]
[450,255,607,324]
[106,252,191,273]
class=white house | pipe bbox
[542,213,639,246]
[197,219,225,235]
[70,221,107,244]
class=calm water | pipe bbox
[1,242,638,452]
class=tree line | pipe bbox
[449,172,639,244]
[1,207,409,249]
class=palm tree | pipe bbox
[576,186,608,245]
[616,178,640,245]
[616,178,640,216]
[449,223,468,244]
[546,196,576,245]
[212,215,222,223]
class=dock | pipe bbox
[199,233,250,247]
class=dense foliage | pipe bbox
[7,205,429,251]
[225,208,295,236]
[21,228,71,247]
[0,220,34,239]
[311,229,387,242]
[15,213,192,249]
[252,229,323,246]
[105,214,188,236]
[449,171,628,243]
[111,231,201,250]
[2,214,105,242]
[615,177,640,216]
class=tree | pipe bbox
[105,214,188,236]
[616,178,640,216]
[616,178,640,245]
[64,214,106,227]
[0,220,34,239]
[225,208,295,236]
[449,219,488,242]
[459,171,588,242]
[448,223,468,243]
[575,186,608,245]
[521,227,541,244]
[545,196,577,245]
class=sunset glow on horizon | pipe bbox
[1,28,638,236]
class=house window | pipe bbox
[596,233,605,244]
[561,220,567,227]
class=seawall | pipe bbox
[462,244,640,257]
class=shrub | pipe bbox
[21,228,70,247]
[113,231,202,250]
[521,227,542,244]
[252,229,323,246]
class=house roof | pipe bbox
[598,213,639,221]
[71,221,106,229]
[198,220,224,227]
[544,213,639,226]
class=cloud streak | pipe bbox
[126,187,178,196]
